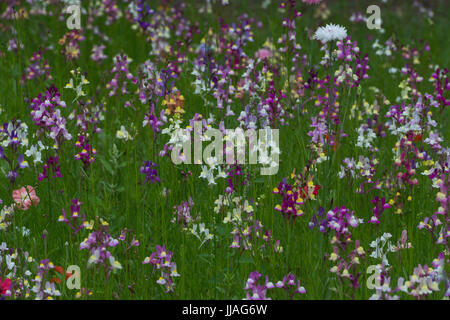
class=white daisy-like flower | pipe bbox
[313,24,348,43]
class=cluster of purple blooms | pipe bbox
[79,224,122,277]
[38,156,62,181]
[0,120,29,184]
[30,85,72,147]
[243,270,306,300]
[59,199,86,235]
[140,161,160,183]
[172,198,193,229]
[431,68,450,108]
[369,196,391,224]
[117,228,140,253]
[21,50,52,85]
[230,218,280,253]
[74,135,97,168]
[142,245,180,293]
[273,178,305,223]
[31,259,61,300]
[90,44,107,64]
[143,102,166,135]
[134,0,155,30]
[106,54,138,109]
[325,206,366,294]
[225,165,248,194]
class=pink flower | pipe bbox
[12,186,40,211]
[255,48,272,60]
[302,0,322,4]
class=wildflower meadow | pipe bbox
[0,0,449,301]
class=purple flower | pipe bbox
[79,224,122,277]
[143,244,180,293]
[74,135,97,168]
[140,161,160,183]
[59,199,85,234]
[369,196,391,224]
[38,156,62,181]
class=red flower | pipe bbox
[50,266,72,284]
[300,184,321,199]
[0,277,12,295]
[413,134,422,142]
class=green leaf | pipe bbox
[100,158,114,175]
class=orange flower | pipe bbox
[49,266,72,284]
[413,134,422,142]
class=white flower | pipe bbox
[156,275,166,285]
[116,125,133,141]
[88,249,100,265]
[313,24,348,43]
[25,141,47,164]
[109,256,122,270]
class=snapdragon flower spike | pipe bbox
[225,165,249,195]
[434,174,448,217]
[79,224,122,277]
[143,102,167,135]
[30,85,72,147]
[325,207,365,293]
[431,68,450,108]
[3,154,29,185]
[58,30,85,61]
[309,206,328,233]
[74,135,97,168]
[0,243,36,299]
[172,198,193,229]
[21,50,52,85]
[0,120,28,147]
[59,199,85,234]
[243,271,306,300]
[368,262,401,300]
[243,271,270,300]
[140,161,160,183]
[308,116,328,145]
[142,245,180,293]
[101,0,121,26]
[275,273,307,299]
[369,196,391,224]
[419,173,450,247]
[0,120,32,184]
[106,53,138,108]
[326,206,363,238]
[117,228,140,252]
[90,44,107,63]
[273,178,305,223]
[31,259,61,300]
[38,156,62,181]
[260,80,288,127]
[134,0,155,30]
[397,262,442,299]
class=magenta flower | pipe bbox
[302,0,322,4]
[0,277,12,297]
[369,196,391,224]
[38,156,62,181]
